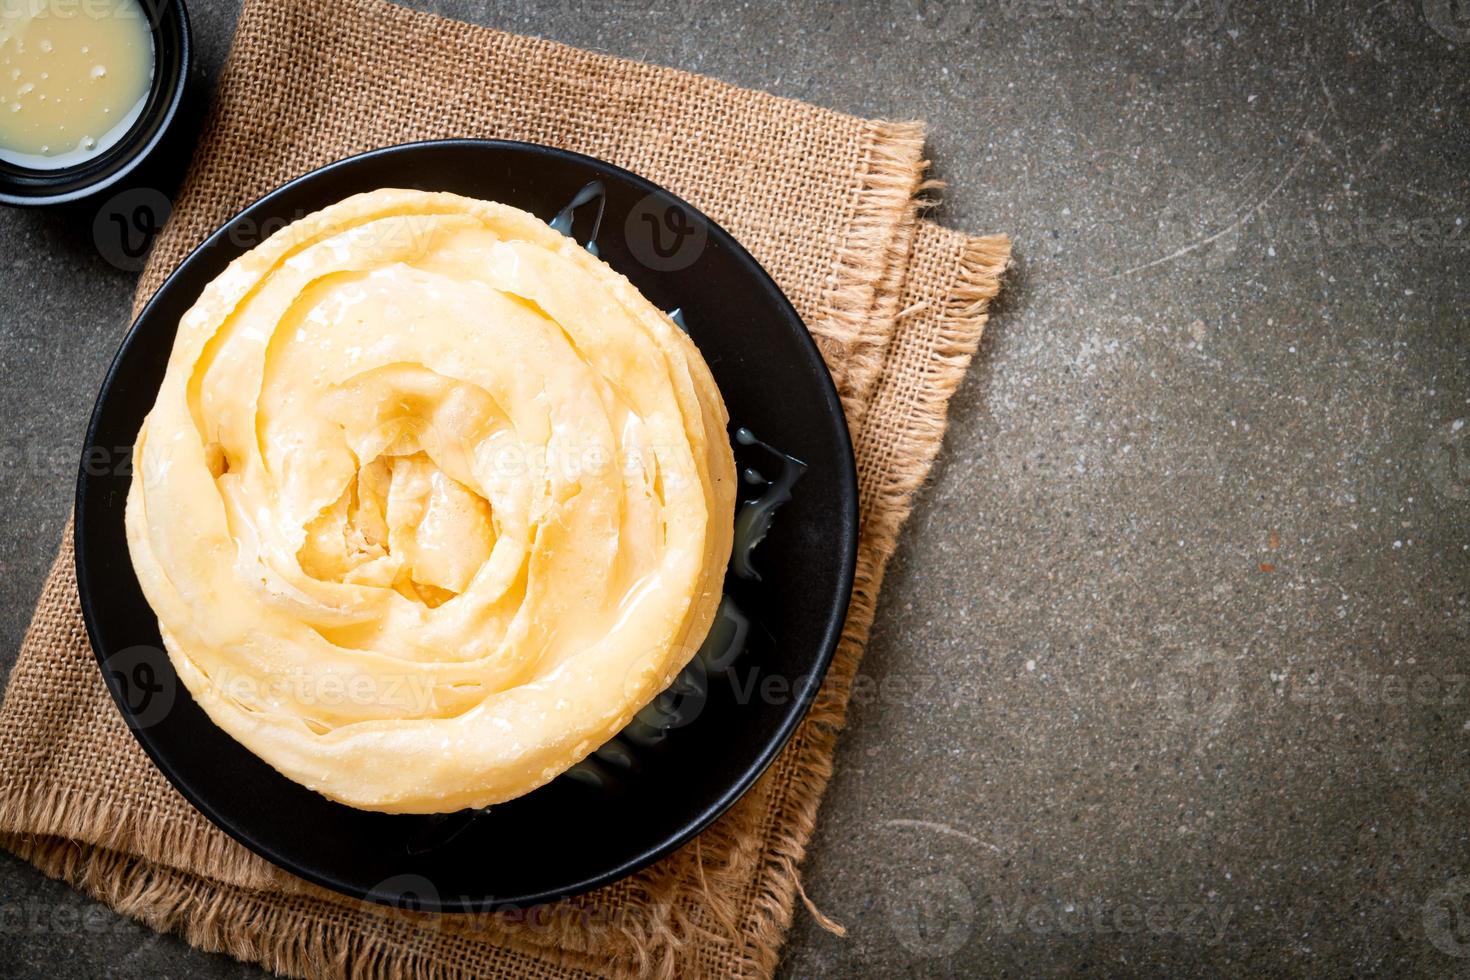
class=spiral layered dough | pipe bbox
[125,189,736,814]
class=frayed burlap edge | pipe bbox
[0,783,281,893]
[816,120,928,433]
[1,832,606,980]
[727,230,1012,979]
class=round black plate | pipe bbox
[75,140,858,911]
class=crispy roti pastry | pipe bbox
[125,189,736,813]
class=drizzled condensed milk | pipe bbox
[0,0,153,169]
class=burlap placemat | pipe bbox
[0,0,1009,976]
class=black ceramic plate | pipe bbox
[75,140,857,911]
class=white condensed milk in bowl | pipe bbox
[0,0,189,206]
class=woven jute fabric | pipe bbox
[0,0,1009,976]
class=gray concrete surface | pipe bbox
[2,0,1468,976]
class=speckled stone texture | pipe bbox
[1,1,1467,976]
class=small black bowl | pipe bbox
[0,0,190,207]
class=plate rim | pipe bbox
[74,138,859,911]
